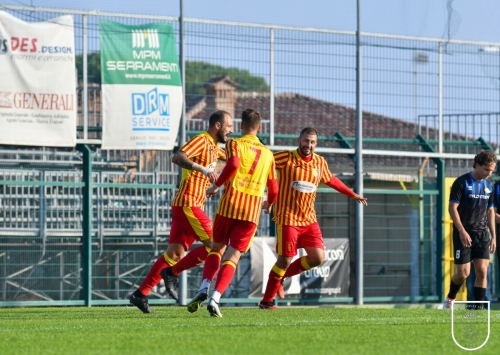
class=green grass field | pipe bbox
[0,305,498,355]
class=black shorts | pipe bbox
[453,229,490,264]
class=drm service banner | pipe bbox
[0,11,76,147]
[100,20,182,150]
[249,237,349,298]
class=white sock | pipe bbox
[211,290,222,303]
[200,279,211,291]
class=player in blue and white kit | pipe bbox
[443,150,497,309]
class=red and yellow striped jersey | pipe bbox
[216,135,275,224]
[172,131,225,208]
[273,149,333,226]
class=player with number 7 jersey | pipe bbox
[216,138,273,223]
[187,108,278,317]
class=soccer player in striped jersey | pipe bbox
[187,108,279,317]
[443,151,497,309]
[259,127,368,309]
[129,110,233,313]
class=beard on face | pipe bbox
[299,144,313,156]
[216,127,228,143]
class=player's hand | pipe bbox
[459,230,472,248]
[262,200,273,214]
[490,237,496,253]
[352,194,368,206]
[207,172,219,184]
[206,185,219,198]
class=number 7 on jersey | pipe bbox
[248,147,261,174]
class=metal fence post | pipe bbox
[435,160,445,302]
[39,171,46,258]
[416,135,445,302]
[178,0,188,306]
[2,253,6,301]
[438,42,443,154]
[270,28,275,146]
[355,0,364,306]
[82,14,88,141]
[153,172,159,255]
[77,144,93,307]
[97,171,104,257]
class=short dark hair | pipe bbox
[300,127,318,137]
[473,150,497,168]
[208,110,230,128]
[241,108,261,129]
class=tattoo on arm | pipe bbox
[173,151,194,170]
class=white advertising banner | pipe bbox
[0,11,76,147]
[100,21,183,150]
[249,237,350,298]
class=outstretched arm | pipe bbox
[325,175,368,206]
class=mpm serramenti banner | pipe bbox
[249,237,350,298]
[0,11,76,147]
[99,20,182,150]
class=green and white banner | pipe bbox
[100,20,182,150]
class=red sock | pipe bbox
[262,264,286,302]
[213,260,237,295]
[283,256,312,278]
[171,245,209,276]
[202,250,223,281]
[138,254,169,296]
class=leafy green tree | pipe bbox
[185,61,269,95]
[75,53,269,93]
[76,52,102,84]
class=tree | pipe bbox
[75,53,269,93]
[185,61,269,95]
[75,52,101,84]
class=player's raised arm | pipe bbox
[325,175,368,206]
[172,110,233,184]
[172,150,208,174]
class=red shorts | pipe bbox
[276,222,324,257]
[169,206,212,251]
[212,214,257,253]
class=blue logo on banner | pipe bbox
[131,88,170,131]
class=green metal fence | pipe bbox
[1,5,499,306]
[0,153,270,306]
[0,156,443,306]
